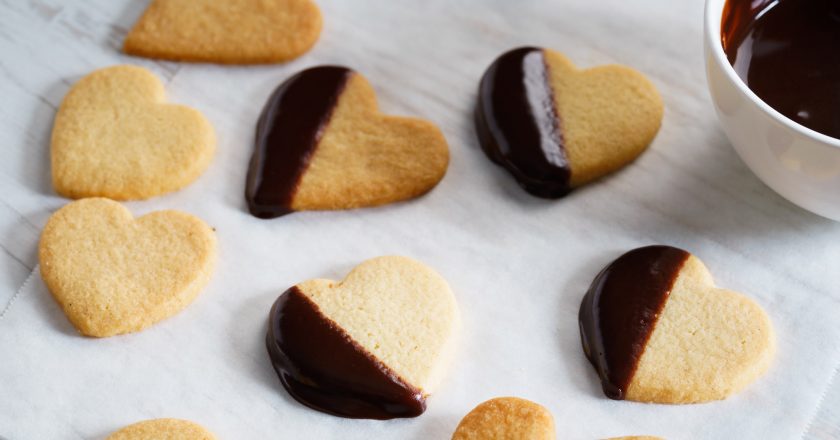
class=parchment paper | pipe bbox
[3,1,840,439]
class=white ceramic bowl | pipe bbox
[704,0,840,220]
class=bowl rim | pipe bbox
[704,0,840,148]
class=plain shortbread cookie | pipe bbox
[39,198,217,337]
[451,397,555,440]
[124,0,322,64]
[51,65,215,200]
[106,418,216,440]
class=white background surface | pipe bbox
[1,1,840,439]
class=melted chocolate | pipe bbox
[722,0,840,140]
[246,66,352,218]
[475,47,570,198]
[266,286,425,419]
[578,245,690,400]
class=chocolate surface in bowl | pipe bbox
[721,0,840,140]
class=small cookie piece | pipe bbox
[579,245,775,403]
[475,47,663,198]
[106,418,215,440]
[266,256,459,419]
[124,0,322,64]
[52,65,215,200]
[246,66,449,218]
[451,397,555,440]
[39,198,216,337]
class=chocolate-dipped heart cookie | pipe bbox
[451,397,555,440]
[39,198,216,337]
[246,66,449,218]
[51,65,215,200]
[266,256,459,419]
[579,246,775,403]
[476,47,663,198]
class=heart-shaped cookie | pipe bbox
[51,65,215,200]
[39,198,216,337]
[579,245,775,403]
[106,418,216,440]
[124,0,322,64]
[476,47,663,198]
[246,66,450,218]
[266,256,460,419]
[451,397,555,440]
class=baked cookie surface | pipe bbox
[451,397,555,440]
[266,256,459,419]
[51,65,215,200]
[579,245,775,403]
[476,47,663,198]
[106,418,215,440]
[246,66,449,218]
[39,198,217,337]
[124,0,322,64]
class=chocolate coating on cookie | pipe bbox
[475,47,570,198]
[266,286,426,419]
[246,66,352,218]
[579,245,690,399]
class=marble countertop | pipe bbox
[1,1,839,438]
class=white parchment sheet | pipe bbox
[3,1,840,439]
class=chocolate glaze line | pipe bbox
[579,245,690,400]
[266,286,426,419]
[246,66,352,219]
[722,0,840,140]
[475,47,571,198]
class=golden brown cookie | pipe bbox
[266,256,460,419]
[106,418,215,440]
[39,198,217,337]
[451,397,555,440]
[51,65,215,200]
[579,245,775,404]
[124,0,322,64]
[476,46,663,197]
[245,66,449,218]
